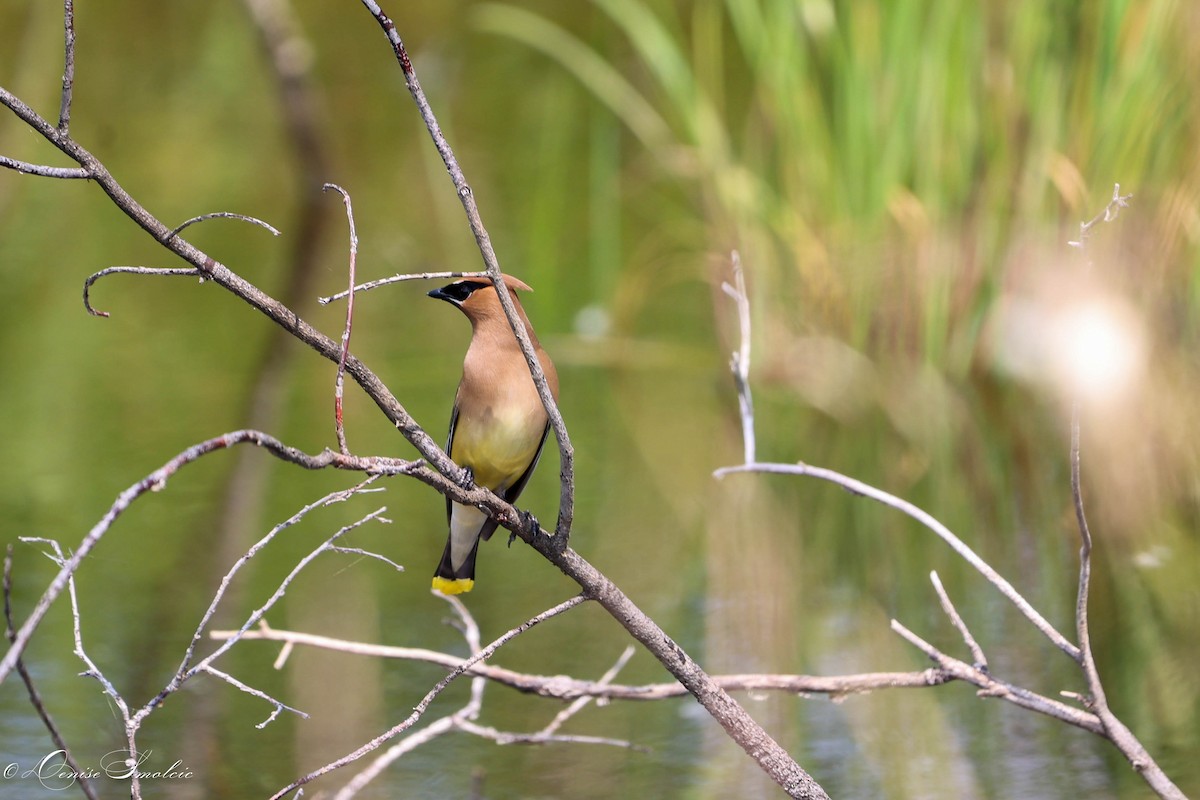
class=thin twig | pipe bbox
[359,0,576,543]
[319,270,489,305]
[329,546,404,572]
[199,664,309,727]
[3,546,100,800]
[714,252,1078,659]
[83,266,202,317]
[21,537,144,794]
[889,619,1103,732]
[1063,192,1185,800]
[212,625,952,700]
[1067,183,1132,252]
[166,211,281,240]
[156,507,391,712]
[271,594,589,800]
[542,645,635,735]
[717,461,1079,659]
[324,183,358,455]
[58,0,76,133]
[929,571,987,671]
[169,479,382,685]
[0,431,422,686]
[455,719,646,751]
[0,155,88,179]
[331,593,488,799]
[721,251,755,465]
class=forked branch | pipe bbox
[713,192,1184,798]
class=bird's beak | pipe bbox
[427,286,450,301]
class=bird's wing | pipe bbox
[480,422,552,541]
[443,395,462,527]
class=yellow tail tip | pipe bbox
[432,576,475,595]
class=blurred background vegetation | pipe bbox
[1,0,1198,797]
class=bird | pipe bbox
[427,274,559,595]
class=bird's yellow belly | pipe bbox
[452,409,544,491]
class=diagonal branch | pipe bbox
[357,0,575,542]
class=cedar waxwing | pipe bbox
[427,275,559,595]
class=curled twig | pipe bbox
[83,266,202,317]
[166,211,282,240]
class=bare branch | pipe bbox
[357,0,576,543]
[58,0,76,133]
[323,183,359,455]
[167,480,385,690]
[20,536,150,794]
[269,594,589,800]
[889,618,1103,732]
[3,546,100,800]
[199,664,308,727]
[19,538,129,716]
[319,270,489,305]
[328,593,489,799]
[721,251,755,465]
[166,211,282,240]
[716,461,1079,658]
[1067,183,1132,251]
[1062,193,1186,800]
[542,645,635,735]
[148,506,391,718]
[929,571,987,672]
[0,430,423,686]
[6,10,832,797]
[83,266,203,317]
[715,236,1186,797]
[212,625,953,700]
[714,253,1078,658]
[454,718,646,751]
[0,155,88,179]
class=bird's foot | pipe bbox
[456,465,475,490]
[508,509,540,547]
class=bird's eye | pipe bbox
[439,281,483,303]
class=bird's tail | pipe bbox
[431,537,480,595]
